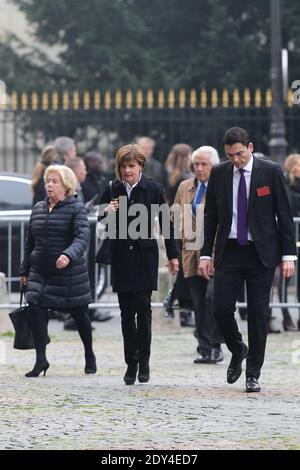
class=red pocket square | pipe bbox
[256,186,271,197]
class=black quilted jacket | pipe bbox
[20,196,91,309]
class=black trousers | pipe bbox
[186,276,222,356]
[213,240,275,379]
[117,290,152,366]
[29,303,94,362]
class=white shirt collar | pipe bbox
[196,179,208,187]
[123,172,142,193]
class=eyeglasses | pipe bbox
[225,150,247,160]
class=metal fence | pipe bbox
[1,87,300,173]
[0,212,299,311]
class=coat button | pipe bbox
[129,245,133,250]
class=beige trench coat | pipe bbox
[173,177,205,278]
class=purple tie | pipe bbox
[237,169,248,246]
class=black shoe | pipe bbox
[194,354,216,364]
[227,343,248,384]
[124,364,138,385]
[246,376,261,393]
[298,319,300,331]
[25,361,49,378]
[93,311,113,322]
[84,353,97,374]
[211,347,224,363]
[164,307,175,319]
[282,318,298,332]
[138,363,150,383]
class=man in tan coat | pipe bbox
[173,146,223,364]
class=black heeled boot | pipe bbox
[124,364,138,385]
[25,360,49,377]
[85,353,97,374]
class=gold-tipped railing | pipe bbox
[0,88,297,111]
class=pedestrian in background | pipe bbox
[173,145,223,364]
[277,153,300,331]
[65,156,87,203]
[31,144,59,205]
[54,136,76,164]
[137,136,166,187]
[164,143,194,327]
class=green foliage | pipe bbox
[1,0,300,91]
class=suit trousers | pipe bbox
[213,240,275,379]
[117,290,152,366]
[186,276,222,356]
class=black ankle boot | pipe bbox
[138,363,150,383]
[85,353,97,374]
[25,360,49,378]
[124,364,138,385]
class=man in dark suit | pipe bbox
[199,127,296,392]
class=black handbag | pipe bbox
[9,287,50,350]
[9,287,34,350]
[95,181,114,265]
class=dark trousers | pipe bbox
[29,303,94,363]
[213,240,275,379]
[117,290,152,366]
[186,276,222,356]
[278,248,300,320]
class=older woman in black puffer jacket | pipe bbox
[20,165,96,377]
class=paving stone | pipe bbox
[0,312,300,450]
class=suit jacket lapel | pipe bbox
[248,156,260,211]
[225,162,233,218]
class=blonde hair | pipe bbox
[31,145,59,193]
[284,154,300,186]
[115,144,146,181]
[44,165,78,196]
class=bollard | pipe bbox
[0,273,13,334]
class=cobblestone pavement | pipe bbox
[0,309,300,450]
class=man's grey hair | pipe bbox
[192,145,220,166]
[54,136,75,159]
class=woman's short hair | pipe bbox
[44,165,78,196]
[115,144,146,181]
[192,146,220,166]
